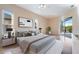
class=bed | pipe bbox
[17,33,56,54]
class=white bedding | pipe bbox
[17,34,48,53]
[29,36,56,54]
[17,34,58,54]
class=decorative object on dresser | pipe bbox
[39,28,42,33]
[6,28,13,38]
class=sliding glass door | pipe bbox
[60,17,72,38]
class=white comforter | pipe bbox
[17,34,56,54]
[17,34,47,53]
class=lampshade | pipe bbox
[6,28,13,31]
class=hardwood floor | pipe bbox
[61,36,72,54]
[0,44,22,54]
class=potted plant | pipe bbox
[46,26,52,34]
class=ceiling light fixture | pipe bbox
[39,4,47,8]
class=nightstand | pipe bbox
[1,37,15,47]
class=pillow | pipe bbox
[15,32,23,37]
[37,33,44,35]
[15,32,32,37]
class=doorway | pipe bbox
[60,16,72,54]
[60,17,72,38]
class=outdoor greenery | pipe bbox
[65,25,72,33]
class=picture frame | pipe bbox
[18,17,33,28]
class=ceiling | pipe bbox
[17,4,72,19]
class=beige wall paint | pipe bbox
[63,7,77,34]
[47,16,60,35]
[0,4,48,34]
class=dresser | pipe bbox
[1,37,15,47]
